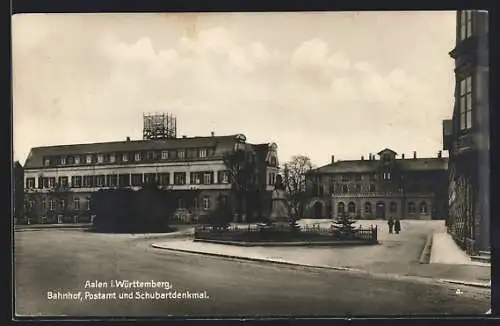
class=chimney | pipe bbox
[361,155,364,161]
[126,137,130,141]
[211,131,215,137]
[401,153,405,159]
[331,155,335,164]
[438,151,442,158]
[413,151,417,159]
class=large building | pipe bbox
[22,127,279,224]
[443,10,489,255]
[304,149,448,220]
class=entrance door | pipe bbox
[376,202,386,220]
[313,202,323,219]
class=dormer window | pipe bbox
[199,149,207,158]
[134,153,141,161]
[97,154,104,164]
[110,154,116,163]
[161,150,169,159]
[44,158,50,166]
[86,155,92,164]
[122,153,129,162]
[178,150,185,159]
[74,156,80,165]
[60,157,66,165]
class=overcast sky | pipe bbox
[12,11,456,167]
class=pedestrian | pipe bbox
[394,218,401,234]
[388,217,394,234]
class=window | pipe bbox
[355,184,361,192]
[177,198,185,209]
[49,200,55,211]
[460,10,473,41]
[74,156,80,164]
[58,176,68,187]
[110,154,116,163]
[342,185,348,193]
[190,172,202,184]
[419,201,428,214]
[178,150,185,159]
[73,197,80,210]
[408,202,416,214]
[193,198,199,209]
[86,155,92,164]
[83,176,93,188]
[71,176,82,188]
[44,158,50,166]
[337,202,345,215]
[134,153,142,161]
[118,174,130,187]
[97,154,104,164]
[203,172,213,185]
[60,157,66,165]
[106,175,118,187]
[370,174,376,181]
[122,153,129,162]
[341,175,350,182]
[59,200,65,210]
[48,177,55,188]
[158,173,170,186]
[95,175,105,187]
[131,174,143,186]
[369,184,376,192]
[459,75,473,130]
[220,171,230,184]
[203,197,210,210]
[174,172,186,185]
[26,178,35,189]
[161,150,169,159]
[348,202,356,214]
[390,202,397,213]
[364,202,372,214]
[144,173,156,184]
[42,201,46,211]
[86,198,91,211]
[199,149,207,158]
[383,172,391,180]
[355,174,362,181]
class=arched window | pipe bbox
[342,184,348,193]
[408,202,416,214]
[364,202,372,213]
[390,202,397,213]
[348,202,356,214]
[337,202,345,215]
[419,201,428,214]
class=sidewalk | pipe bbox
[430,232,490,267]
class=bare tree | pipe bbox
[282,155,314,219]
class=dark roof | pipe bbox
[310,157,448,174]
[377,148,397,156]
[24,134,246,169]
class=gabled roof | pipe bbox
[24,134,246,169]
[310,157,448,174]
[377,148,397,156]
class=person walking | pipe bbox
[394,218,401,234]
[388,217,394,234]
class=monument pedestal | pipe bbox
[269,188,290,226]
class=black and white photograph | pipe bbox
[12,11,491,317]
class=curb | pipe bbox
[419,233,433,264]
[439,279,491,289]
[193,239,379,247]
[152,244,492,289]
[151,244,354,272]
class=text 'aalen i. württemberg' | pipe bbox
[46,280,210,302]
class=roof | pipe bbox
[377,148,397,156]
[310,157,448,174]
[24,134,248,169]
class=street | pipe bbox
[14,228,490,317]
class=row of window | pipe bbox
[459,75,473,131]
[43,148,213,167]
[26,171,231,189]
[26,195,216,211]
[337,201,429,214]
[314,172,398,184]
[459,10,473,42]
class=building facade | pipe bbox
[22,133,279,224]
[443,10,489,254]
[13,161,24,220]
[304,149,448,220]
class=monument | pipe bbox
[269,175,290,227]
